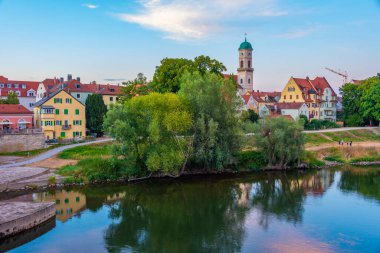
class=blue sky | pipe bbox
[0,0,379,92]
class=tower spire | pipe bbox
[244,32,247,42]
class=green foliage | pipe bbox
[302,151,325,168]
[304,133,333,146]
[304,119,340,130]
[85,94,108,137]
[0,92,20,104]
[237,150,267,171]
[47,176,56,185]
[340,75,380,126]
[253,117,305,169]
[151,56,226,93]
[360,76,380,125]
[104,93,192,175]
[118,73,150,103]
[179,72,243,170]
[242,109,259,123]
[324,155,345,163]
[58,143,111,159]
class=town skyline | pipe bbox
[1,0,379,92]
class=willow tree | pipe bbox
[179,72,243,170]
[253,117,305,169]
[103,93,192,176]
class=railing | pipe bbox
[0,128,43,135]
[62,125,72,130]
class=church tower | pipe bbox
[237,37,254,94]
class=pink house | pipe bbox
[0,104,33,130]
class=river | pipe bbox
[2,167,380,253]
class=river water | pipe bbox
[2,167,380,253]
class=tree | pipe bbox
[340,83,364,126]
[2,92,20,104]
[85,94,108,137]
[242,109,259,124]
[253,117,305,169]
[151,56,226,93]
[119,73,150,103]
[103,93,193,175]
[179,72,243,170]
[359,76,380,126]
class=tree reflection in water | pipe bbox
[102,170,335,253]
[339,167,380,202]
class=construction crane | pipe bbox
[325,67,348,84]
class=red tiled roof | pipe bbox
[276,102,305,110]
[0,104,33,114]
[0,75,39,97]
[223,74,238,84]
[241,94,252,104]
[311,77,337,96]
[95,84,122,95]
[352,79,362,85]
[293,77,315,94]
[269,113,293,120]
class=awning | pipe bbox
[0,122,13,125]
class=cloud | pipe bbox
[115,0,288,41]
[83,3,99,9]
[275,25,321,39]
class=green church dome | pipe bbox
[239,38,253,50]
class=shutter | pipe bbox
[80,120,82,125]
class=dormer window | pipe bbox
[28,91,35,96]
[22,84,26,89]
[15,91,21,96]
[0,83,3,88]
[110,88,115,92]
[14,84,19,88]
[7,84,11,88]
[75,84,81,89]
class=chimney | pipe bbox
[306,76,310,80]
[60,77,64,83]
[67,74,72,81]
[76,77,81,82]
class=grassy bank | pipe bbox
[0,144,63,157]
[308,146,380,164]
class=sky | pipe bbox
[0,0,379,92]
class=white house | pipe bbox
[276,102,309,121]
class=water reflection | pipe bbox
[5,168,380,253]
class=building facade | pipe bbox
[34,90,86,140]
[0,104,33,130]
[0,75,39,111]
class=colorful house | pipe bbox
[34,89,86,140]
[279,76,337,121]
[0,104,33,130]
[275,102,309,121]
[0,75,39,111]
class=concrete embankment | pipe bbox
[0,202,55,239]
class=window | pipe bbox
[296,95,299,99]
[110,88,115,92]
[110,97,114,102]
[22,84,26,89]
[248,78,251,84]
[284,95,286,99]
[73,120,82,125]
[248,61,251,68]
[7,84,11,88]
[56,199,60,204]
[75,84,81,89]
[64,109,68,115]
[64,120,69,126]
[55,120,61,125]
[55,109,60,115]
[15,91,21,96]
[66,98,72,104]
[240,79,243,84]
[14,84,19,88]
[27,91,35,96]
[290,95,292,99]
[54,98,62,103]
[76,94,81,98]
[42,108,54,114]
[240,61,243,68]
[29,103,34,108]
[0,83,3,88]
[75,109,79,115]
[44,120,53,126]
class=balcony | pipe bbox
[62,125,72,130]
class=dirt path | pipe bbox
[306,141,380,151]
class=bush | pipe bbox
[48,176,56,185]
[304,119,340,130]
[237,150,267,171]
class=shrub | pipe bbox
[48,176,56,185]
[237,150,267,171]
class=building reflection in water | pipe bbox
[33,190,86,222]
[105,192,126,205]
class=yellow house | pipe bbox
[96,84,122,108]
[279,77,321,120]
[34,89,86,140]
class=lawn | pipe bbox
[305,133,333,146]
[311,146,380,164]
[57,142,112,160]
[323,131,363,142]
